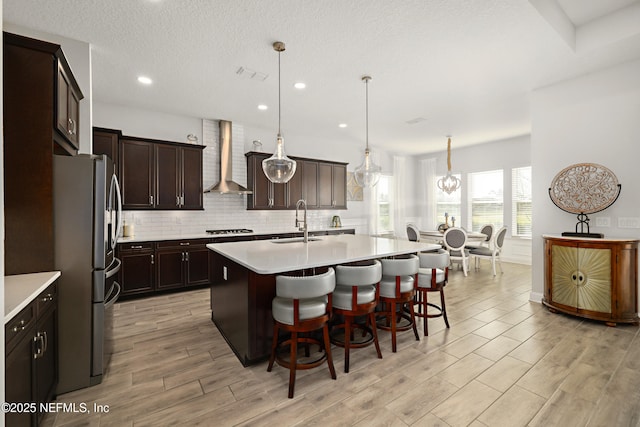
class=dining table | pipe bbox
[419,229,488,245]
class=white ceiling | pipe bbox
[4,0,640,154]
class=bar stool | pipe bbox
[332,260,383,373]
[267,267,337,398]
[415,250,450,336]
[378,255,420,352]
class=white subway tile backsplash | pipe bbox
[122,119,368,239]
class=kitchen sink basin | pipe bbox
[270,237,322,244]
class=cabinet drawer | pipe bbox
[119,242,154,252]
[156,239,208,250]
[36,283,58,318]
[5,303,36,355]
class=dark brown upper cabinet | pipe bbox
[120,136,203,210]
[245,152,347,210]
[120,138,155,209]
[246,152,288,209]
[56,62,82,151]
[92,127,121,174]
[3,32,84,275]
[318,162,347,209]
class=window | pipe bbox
[376,174,394,235]
[435,174,461,226]
[468,170,503,231]
[512,166,532,237]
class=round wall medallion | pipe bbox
[549,163,620,214]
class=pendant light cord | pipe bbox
[365,78,369,151]
[278,49,282,136]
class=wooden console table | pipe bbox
[542,235,639,326]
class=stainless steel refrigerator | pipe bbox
[53,154,122,394]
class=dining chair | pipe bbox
[406,223,420,242]
[466,224,494,250]
[443,227,469,276]
[469,226,507,276]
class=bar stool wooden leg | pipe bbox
[441,289,450,328]
[391,301,397,353]
[322,324,337,380]
[409,299,420,341]
[267,323,279,372]
[288,331,298,398]
[344,316,352,373]
[369,312,382,359]
[423,291,429,336]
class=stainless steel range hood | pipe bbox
[204,120,252,194]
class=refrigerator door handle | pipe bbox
[104,282,121,309]
[105,257,121,279]
[110,173,123,248]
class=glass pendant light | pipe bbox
[354,75,381,187]
[262,41,297,184]
[437,136,462,194]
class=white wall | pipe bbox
[94,101,203,145]
[531,58,640,302]
[3,24,92,154]
[419,135,532,264]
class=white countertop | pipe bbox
[118,227,354,243]
[4,271,61,324]
[207,234,440,274]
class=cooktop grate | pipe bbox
[206,228,254,235]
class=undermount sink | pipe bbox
[270,237,322,244]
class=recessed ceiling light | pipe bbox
[294,82,306,89]
[258,104,268,110]
[137,76,153,85]
[338,123,348,128]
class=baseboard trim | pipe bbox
[529,291,543,304]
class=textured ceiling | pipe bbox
[4,0,640,154]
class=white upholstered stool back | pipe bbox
[272,268,336,325]
[334,260,382,310]
[380,255,419,298]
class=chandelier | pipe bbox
[437,137,461,194]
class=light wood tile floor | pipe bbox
[42,262,640,427]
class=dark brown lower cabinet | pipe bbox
[185,247,211,286]
[118,243,155,296]
[5,282,58,427]
[157,240,211,290]
[5,318,35,427]
[117,240,212,296]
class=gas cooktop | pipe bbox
[206,228,254,235]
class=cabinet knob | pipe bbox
[12,319,26,333]
[41,294,54,302]
[151,254,155,264]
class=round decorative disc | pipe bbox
[549,163,620,214]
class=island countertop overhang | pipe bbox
[206,234,441,274]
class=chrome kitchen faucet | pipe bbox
[295,199,309,243]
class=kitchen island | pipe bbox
[207,234,440,365]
